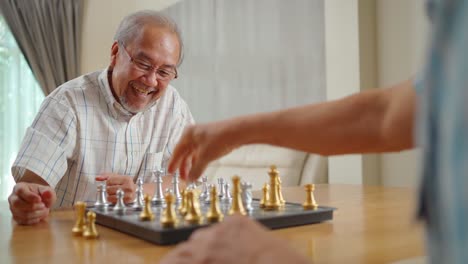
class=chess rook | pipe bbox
[94,183,109,210]
[303,184,318,210]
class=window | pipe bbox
[0,16,44,200]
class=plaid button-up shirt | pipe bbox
[12,69,194,207]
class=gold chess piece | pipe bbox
[184,190,202,224]
[178,190,188,216]
[303,184,318,210]
[265,165,282,210]
[161,192,177,228]
[277,174,286,206]
[83,211,99,239]
[139,194,155,221]
[206,185,223,223]
[228,176,246,215]
[72,201,86,236]
[259,183,269,209]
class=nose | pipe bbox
[141,70,158,87]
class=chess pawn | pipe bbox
[265,165,282,211]
[204,184,215,204]
[83,211,99,239]
[160,192,177,228]
[259,183,269,209]
[184,190,202,224]
[140,194,155,221]
[206,185,223,223]
[228,176,246,216]
[178,190,188,216]
[303,184,318,210]
[133,178,144,210]
[72,201,87,236]
[94,183,109,210]
[113,188,127,215]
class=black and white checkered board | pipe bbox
[88,200,335,245]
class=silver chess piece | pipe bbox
[204,184,215,204]
[221,182,232,203]
[217,178,225,198]
[113,188,126,215]
[172,173,182,203]
[152,169,166,206]
[132,178,144,210]
[199,175,210,201]
[94,182,109,210]
[241,181,253,212]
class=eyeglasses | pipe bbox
[119,42,178,81]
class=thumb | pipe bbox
[38,185,57,208]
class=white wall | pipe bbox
[81,0,181,74]
[377,0,429,187]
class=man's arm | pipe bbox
[169,80,417,180]
[9,170,57,225]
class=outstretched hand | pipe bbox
[168,122,238,182]
[160,215,309,264]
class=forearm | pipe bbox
[227,81,416,155]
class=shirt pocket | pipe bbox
[138,152,164,181]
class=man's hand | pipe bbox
[8,182,57,225]
[160,215,309,264]
[168,122,239,182]
[96,174,135,203]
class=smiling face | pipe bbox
[109,25,180,114]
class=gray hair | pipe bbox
[114,10,184,66]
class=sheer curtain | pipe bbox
[164,0,325,122]
[0,16,44,200]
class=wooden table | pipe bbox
[0,184,425,263]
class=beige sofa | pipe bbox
[204,144,327,190]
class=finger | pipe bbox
[123,193,135,204]
[106,185,123,195]
[13,208,49,225]
[187,158,210,182]
[179,154,193,181]
[95,175,110,181]
[106,176,129,185]
[107,195,117,204]
[168,127,195,174]
[38,186,56,208]
[9,195,46,211]
[15,185,41,204]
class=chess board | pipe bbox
[87,199,335,245]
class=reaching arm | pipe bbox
[169,79,417,181]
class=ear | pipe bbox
[110,41,119,68]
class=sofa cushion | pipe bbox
[204,144,309,190]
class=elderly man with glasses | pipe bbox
[8,10,194,225]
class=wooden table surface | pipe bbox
[0,184,425,263]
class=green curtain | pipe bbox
[0,16,44,200]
